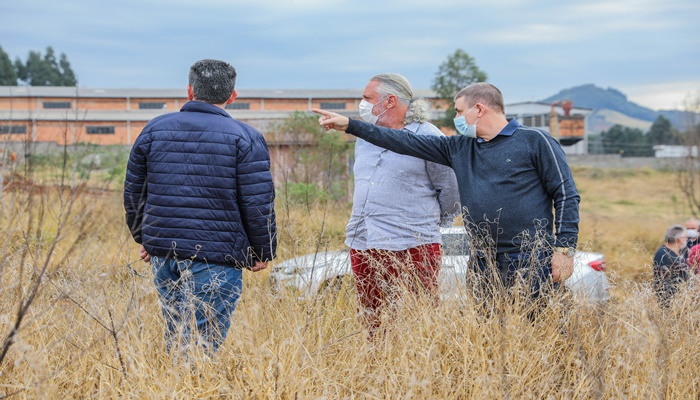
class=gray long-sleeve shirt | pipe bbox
[346,121,460,251]
[346,118,580,258]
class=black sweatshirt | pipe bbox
[346,118,580,258]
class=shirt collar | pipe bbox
[476,118,520,143]
[404,122,420,133]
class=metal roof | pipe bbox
[0,86,438,99]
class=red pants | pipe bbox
[350,243,441,336]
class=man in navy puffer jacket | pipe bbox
[124,59,276,353]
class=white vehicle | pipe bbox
[269,226,610,303]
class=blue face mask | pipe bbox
[453,105,479,138]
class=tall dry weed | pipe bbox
[0,166,698,398]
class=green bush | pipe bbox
[281,182,328,205]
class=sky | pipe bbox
[2,0,699,111]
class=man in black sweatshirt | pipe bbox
[314,82,580,306]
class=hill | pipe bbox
[542,84,698,132]
[587,109,652,133]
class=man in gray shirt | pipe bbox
[348,73,460,337]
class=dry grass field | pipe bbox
[1,164,699,399]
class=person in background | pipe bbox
[124,59,277,354]
[684,218,700,251]
[653,224,690,307]
[686,243,700,275]
[684,218,700,275]
[346,73,460,337]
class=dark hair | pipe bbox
[188,59,237,104]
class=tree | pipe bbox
[430,49,488,126]
[677,95,700,216]
[648,115,680,145]
[272,111,352,203]
[593,124,653,157]
[13,46,76,86]
[0,46,17,85]
[59,53,76,86]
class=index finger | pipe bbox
[311,108,333,117]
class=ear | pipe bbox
[475,102,486,117]
[225,89,238,105]
[187,84,195,100]
[386,94,397,109]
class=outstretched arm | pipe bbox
[313,108,454,167]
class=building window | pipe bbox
[0,125,27,134]
[319,102,346,110]
[86,126,115,135]
[225,102,250,110]
[139,102,167,110]
[43,101,72,109]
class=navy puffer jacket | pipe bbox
[124,101,277,268]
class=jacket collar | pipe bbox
[180,100,231,118]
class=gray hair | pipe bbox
[371,73,431,124]
[664,224,686,244]
[188,59,237,104]
[454,82,505,114]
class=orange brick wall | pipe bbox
[0,93,446,147]
[0,97,193,111]
[129,122,148,144]
[3,121,141,146]
[0,96,376,112]
[33,121,81,143]
[74,98,128,110]
[0,97,37,110]
[262,99,311,111]
[0,132,30,142]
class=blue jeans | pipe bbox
[469,249,561,307]
[151,256,243,353]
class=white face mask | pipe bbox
[687,229,698,239]
[358,98,387,125]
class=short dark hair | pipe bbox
[188,59,237,104]
[454,82,505,114]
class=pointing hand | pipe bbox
[312,108,350,132]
